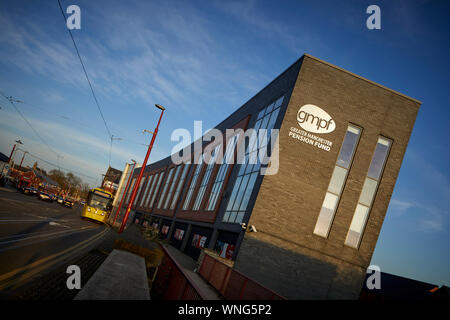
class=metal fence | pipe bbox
[151,245,206,300]
[198,253,285,300]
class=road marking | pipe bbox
[0,226,98,250]
[0,227,109,291]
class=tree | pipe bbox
[48,170,84,197]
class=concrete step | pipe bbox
[74,249,150,300]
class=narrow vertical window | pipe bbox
[157,167,175,209]
[313,125,361,238]
[170,164,190,210]
[183,156,204,210]
[139,176,152,207]
[145,173,159,207]
[125,178,136,204]
[345,136,392,248]
[140,175,153,207]
[135,178,146,206]
[193,145,221,211]
[163,165,182,209]
[148,171,165,208]
[206,133,240,211]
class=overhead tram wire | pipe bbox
[24,150,98,183]
[0,92,97,183]
[19,100,145,147]
[0,91,59,157]
[56,0,112,141]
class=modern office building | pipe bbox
[119,54,421,299]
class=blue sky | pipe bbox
[0,0,449,286]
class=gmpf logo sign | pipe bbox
[297,104,335,134]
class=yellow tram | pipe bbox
[81,188,113,223]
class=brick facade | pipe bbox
[129,54,420,299]
[234,55,421,299]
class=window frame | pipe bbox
[175,115,250,223]
[313,123,363,239]
[152,163,185,217]
[344,135,393,249]
[222,95,285,225]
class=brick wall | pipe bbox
[234,55,421,299]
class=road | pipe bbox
[0,188,110,292]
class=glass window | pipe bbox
[223,95,284,224]
[345,136,392,248]
[206,134,240,211]
[148,171,165,208]
[125,178,136,203]
[170,164,190,210]
[345,204,369,248]
[183,155,204,210]
[163,165,182,210]
[313,192,339,237]
[193,145,221,211]
[157,167,175,209]
[359,178,378,207]
[328,166,347,195]
[313,124,361,238]
[367,137,391,180]
[135,178,146,205]
[145,173,159,207]
[336,125,360,169]
[139,175,153,207]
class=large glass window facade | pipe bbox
[345,136,392,248]
[313,124,361,238]
[222,95,284,224]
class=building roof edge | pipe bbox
[302,53,422,106]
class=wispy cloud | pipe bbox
[390,198,448,232]
[0,109,142,184]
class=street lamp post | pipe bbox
[112,159,136,225]
[118,104,165,233]
[19,151,28,169]
[8,140,23,164]
[109,135,122,168]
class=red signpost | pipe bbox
[118,104,165,234]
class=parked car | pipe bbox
[56,196,64,204]
[30,187,39,196]
[22,187,33,195]
[63,199,74,208]
[38,192,53,202]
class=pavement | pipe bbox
[74,249,150,300]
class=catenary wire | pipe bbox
[56,0,112,141]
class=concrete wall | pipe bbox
[234,55,421,299]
